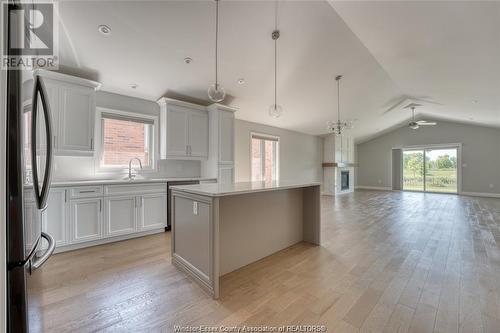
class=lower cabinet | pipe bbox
[40,183,168,252]
[69,197,103,244]
[104,195,137,237]
[138,193,167,230]
[42,188,69,247]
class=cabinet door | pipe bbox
[137,193,167,231]
[166,105,189,157]
[218,165,234,185]
[218,111,234,164]
[188,110,208,158]
[104,196,137,237]
[42,188,68,247]
[58,85,95,154]
[70,198,102,243]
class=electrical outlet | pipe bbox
[489,184,495,189]
[193,201,198,215]
[378,179,382,184]
[462,163,467,168]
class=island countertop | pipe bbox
[171,180,321,197]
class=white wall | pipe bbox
[52,91,200,181]
[356,120,500,195]
[234,119,323,183]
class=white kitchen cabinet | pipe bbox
[39,182,168,252]
[104,195,137,237]
[157,98,208,160]
[188,110,209,158]
[69,197,102,243]
[137,193,167,231]
[34,70,100,156]
[202,104,237,183]
[218,110,235,164]
[57,84,96,154]
[218,165,235,185]
[165,105,189,157]
[42,188,69,247]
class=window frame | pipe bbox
[95,107,159,174]
[250,132,280,182]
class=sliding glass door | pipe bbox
[403,150,425,191]
[402,147,458,193]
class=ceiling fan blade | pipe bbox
[417,122,437,126]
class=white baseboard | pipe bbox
[52,228,166,254]
[355,186,393,191]
[460,191,500,198]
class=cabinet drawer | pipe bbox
[69,186,103,199]
[104,183,167,196]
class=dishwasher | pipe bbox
[166,180,200,230]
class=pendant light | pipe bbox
[208,0,226,102]
[268,1,283,118]
[327,75,353,136]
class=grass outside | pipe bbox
[403,168,457,193]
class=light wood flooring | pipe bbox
[29,190,500,332]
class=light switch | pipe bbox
[193,201,198,215]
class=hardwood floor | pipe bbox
[29,190,500,332]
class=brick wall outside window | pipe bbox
[102,117,151,167]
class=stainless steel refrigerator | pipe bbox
[5,5,56,331]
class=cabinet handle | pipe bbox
[99,200,102,211]
[90,138,94,150]
[79,190,96,193]
[53,135,56,149]
[135,197,137,208]
[64,189,67,202]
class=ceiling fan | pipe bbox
[405,103,437,129]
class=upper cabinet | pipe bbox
[34,70,101,156]
[157,98,208,160]
[201,104,237,183]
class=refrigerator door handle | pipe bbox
[30,232,56,270]
[31,74,54,210]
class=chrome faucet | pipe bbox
[128,158,143,180]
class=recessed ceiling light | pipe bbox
[98,25,111,35]
[184,57,193,64]
[237,78,245,85]
[472,100,478,104]
[129,83,138,89]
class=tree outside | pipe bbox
[402,149,457,193]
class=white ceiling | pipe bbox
[56,1,500,142]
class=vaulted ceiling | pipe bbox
[56,1,500,142]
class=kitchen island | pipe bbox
[170,181,321,298]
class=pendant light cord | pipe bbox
[337,77,340,122]
[274,0,278,108]
[215,0,219,87]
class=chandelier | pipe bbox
[327,75,353,136]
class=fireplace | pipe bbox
[341,170,350,191]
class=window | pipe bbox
[251,133,279,182]
[99,110,156,169]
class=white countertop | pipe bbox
[24,177,216,189]
[171,180,321,197]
